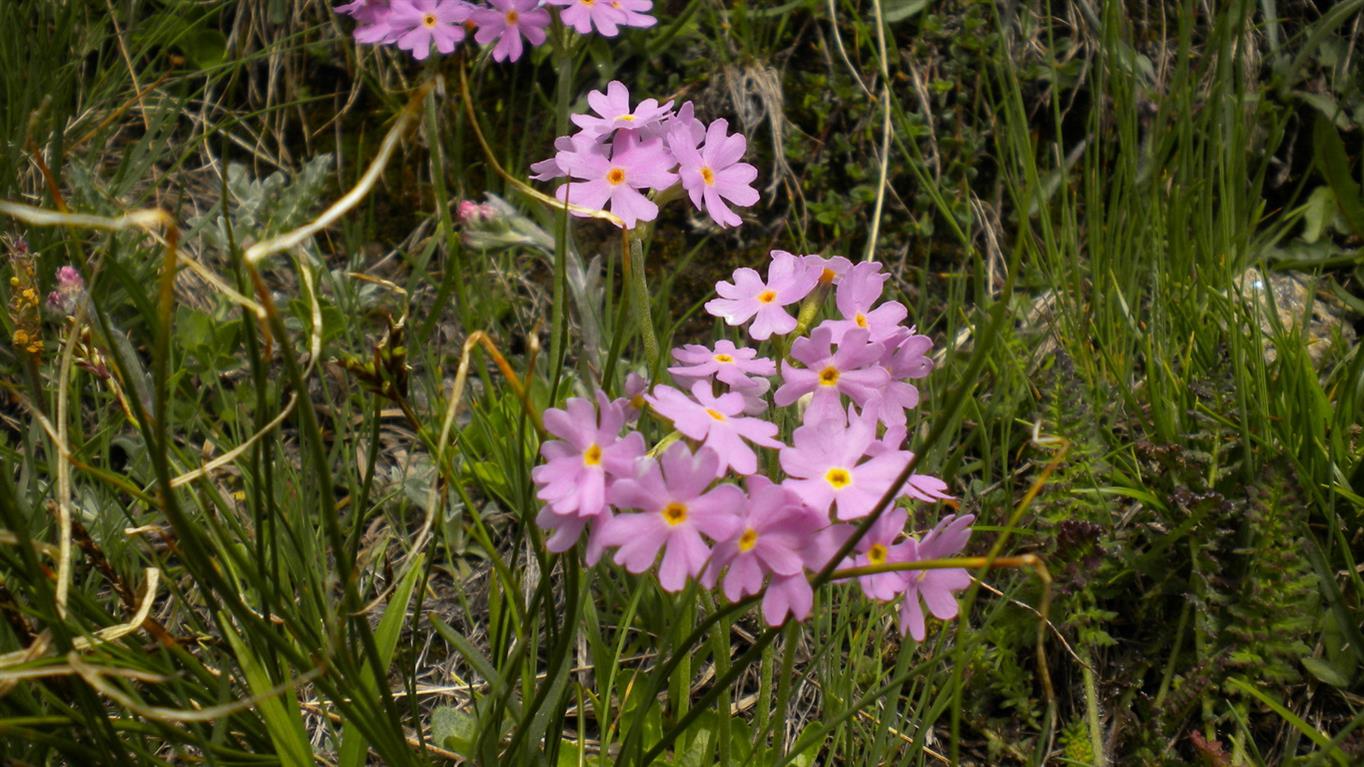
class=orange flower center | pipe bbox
[582,443,603,467]
[818,366,840,386]
[713,353,734,363]
[855,312,868,328]
[506,9,519,23]
[819,268,837,284]
[606,167,627,185]
[738,528,759,553]
[662,502,688,526]
[705,408,726,421]
[422,13,438,28]
[824,467,852,489]
[868,543,887,565]
[756,290,777,304]
[700,166,715,186]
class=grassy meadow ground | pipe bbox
[2,0,1363,764]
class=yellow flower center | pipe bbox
[818,366,840,386]
[713,353,734,363]
[819,268,837,284]
[422,13,438,28]
[738,528,759,553]
[581,0,594,5]
[662,502,688,526]
[868,543,887,565]
[617,114,635,122]
[757,290,777,304]
[506,9,519,23]
[705,408,726,421]
[700,166,715,186]
[854,312,868,328]
[582,443,603,467]
[606,167,627,185]
[824,467,852,490]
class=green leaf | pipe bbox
[1302,186,1336,243]
[339,555,425,767]
[1301,656,1353,688]
[883,0,931,23]
[180,26,227,69]
[219,616,312,767]
[1313,114,1364,237]
[431,706,479,756]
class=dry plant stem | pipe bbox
[456,62,626,227]
[864,0,893,263]
[244,79,433,267]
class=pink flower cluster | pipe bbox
[532,82,759,229]
[336,0,656,62]
[532,251,973,640]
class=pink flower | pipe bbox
[842,508,910,600]
[761,573,815,626]
[774,326,889,424]
[869,331,935,427]
[703,476,823,602]
[705,250,821,340]
[802,254,853,286]
[897,514,975,641]
[535,506,613,564]
[532,392,644,521]
[778,406,911,520]
[606,0,657,28]
[530,134,598,181]
[472,0,550,62]
[668,339,775,390]
[646,382,782,477]
[669,118,759,228]
[602,444,744,591]
[822,261,907,344]
[554,131,678,228]
[620,371,648,421]
[388,0,472,60]
[339,0,402,44]
[548,0,627,37]
[570,80,674,140]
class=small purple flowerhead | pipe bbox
[472,0,551,63]
[897,514,975,641]
[646,381,782,477]
[822,261,908,345]
[388,0,472,60]
[548,0,628,37]
[779,405,915,520]
[570,80,674,140]
[668,339,775,391]
[774,326,889,425]
[704,476,824,602]
[602,444,744,591]
[842,508,911,601]
[705,250,821,341]
[532,392,644,522]
[554,131,678,228]
[668,118,759,229]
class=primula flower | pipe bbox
[706,250,821,340]
[620,371,648,421]
[472,0,551,63]
[803,254,853,286]
[646,382,782,476]
[703,476,823,601]
[779,405,917,520]
[549,0,629,37]
[869,330,935,427]
[532,392,644,521]
[774,326,890,424]
[535,505,613,564]
[571,80,674,139]
[606,0,657,28]
[897,514,975,641]
[338,0,399,43]
[555,131,677,228]
[669,339,775,390]
[669,118,759,228]
[388,0,472,60]
[843,508,911,600]
[823,261,908,344]
[602,444,744,591]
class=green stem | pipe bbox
[626,232,659,369]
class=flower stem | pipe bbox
[626,231,659,369]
